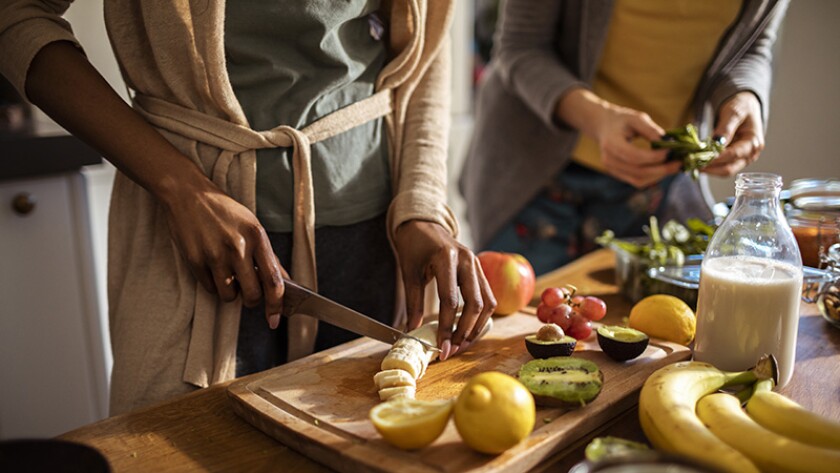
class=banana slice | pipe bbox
[381,345,425,378]
[374,369,416,389]
[378,386,416,401]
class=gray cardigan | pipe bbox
[459,0,789,249]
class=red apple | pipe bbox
[477,251,536,316]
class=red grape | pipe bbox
[567,313,593,340]
[541,287,566,308]
[579,296,607,321]
[536,303,553,323]
[547,304,573,331]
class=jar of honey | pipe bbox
[787,208,840,268]
[786,179,840,268]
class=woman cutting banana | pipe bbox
[0,0,495,414]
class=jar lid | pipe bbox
[786,207,840,227]
[789,178,840,211]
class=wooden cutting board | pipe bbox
[228,312,690,473]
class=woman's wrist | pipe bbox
[151,157,219,211]
[553,88,612,138]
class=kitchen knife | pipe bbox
[282,278,440,352]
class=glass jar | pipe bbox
[818,243,840,328]
[694,173,803,387]
[787,208,840,268]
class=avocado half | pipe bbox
[525,334,577,358]
[585,436,650,462]
[518,357,603,408]
[596,325,649,362]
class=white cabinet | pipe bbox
[0,172,109,438]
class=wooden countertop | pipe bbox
[59,250,840,472]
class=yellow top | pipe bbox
[572,0,742,172]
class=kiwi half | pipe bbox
[596,325,649,362]
[518,357,603,407]
[524,334,577,358]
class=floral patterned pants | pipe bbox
[484,162,675,276]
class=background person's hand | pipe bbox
[163,180,287,329]
[704,92,765,176]
[556,89,682,188]
[393,220,496,361]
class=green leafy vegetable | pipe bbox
[652,124,725,180]
[595,216,715,267]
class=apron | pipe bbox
[133,89,393,360]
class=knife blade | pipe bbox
[282,278,440,352]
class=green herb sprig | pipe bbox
[652,124,725,180]
[595,216,716,267]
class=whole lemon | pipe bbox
[454,371,535,454]
[629,294,696,345]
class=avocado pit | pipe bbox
[525,324,576,358]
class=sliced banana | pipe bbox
[373,318,494,401]
[374,369,416,389]
[381,347,424,379]
[378,385,416,401]
[408,321,438,347]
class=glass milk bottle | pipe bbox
[694,173,802,386]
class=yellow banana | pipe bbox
[638,361,761,473]
[378,386,416,401]
[745,380,840,450]
[374,369,416,390]
[698,392,840,473]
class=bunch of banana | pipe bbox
[745,379,840,451]
[697,389,840,473]
[374,319,495,401]
[638,358,773,473]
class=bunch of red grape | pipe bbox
[536,285,607,340]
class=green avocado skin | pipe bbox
[596,326,649,362]
[524,335,576,358]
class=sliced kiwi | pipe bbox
[525,334,577,358]
[596,325,649,362]
[518,357,603,407]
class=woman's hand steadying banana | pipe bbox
[393,220,497,361]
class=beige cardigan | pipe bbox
[0,0,456,414]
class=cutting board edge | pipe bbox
[227,381,443,473]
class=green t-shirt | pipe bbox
[225,0,390,232]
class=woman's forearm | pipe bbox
[25,41,213,205]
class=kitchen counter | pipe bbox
[0,116,100,182]
[58,250,840,472]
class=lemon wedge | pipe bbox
[369,398,453,450]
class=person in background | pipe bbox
[460,0,789,275]
[0,0,495,414]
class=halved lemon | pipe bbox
[369,398,454,450]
